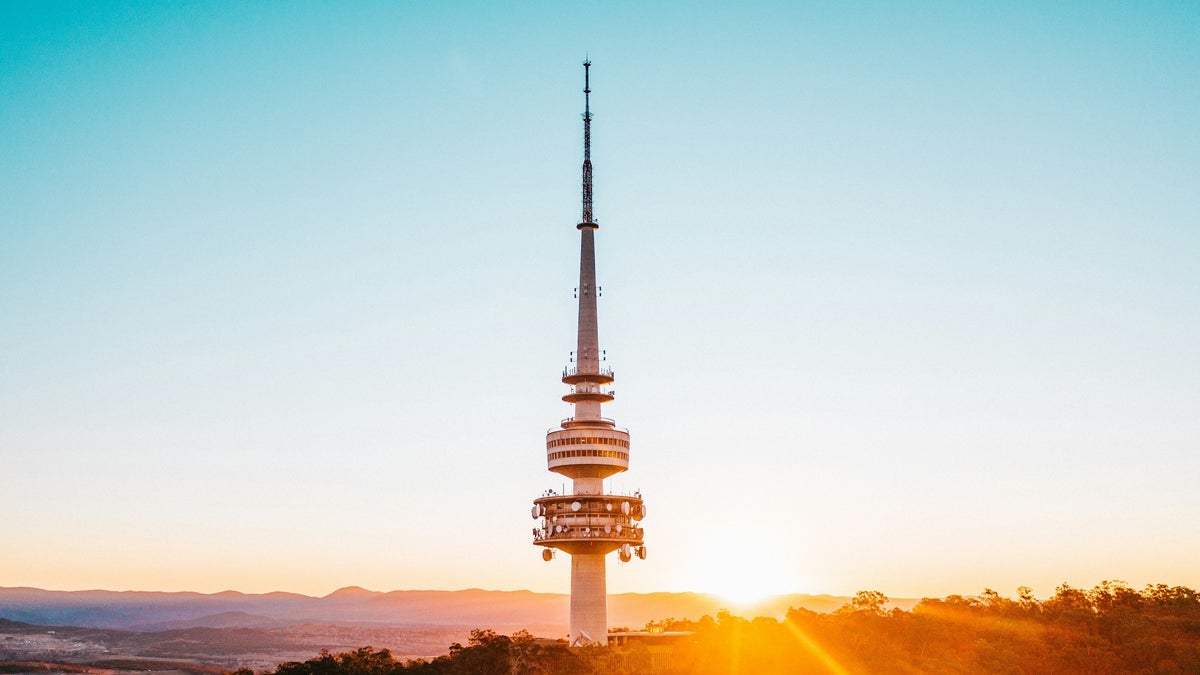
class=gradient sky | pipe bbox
[2,1,1198,603]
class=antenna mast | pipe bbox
[581,59,594,226]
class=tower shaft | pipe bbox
[571,554,607,644]
[575,227,601,420]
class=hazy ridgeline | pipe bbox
[262,582,1200,674]
[0,587,858,632]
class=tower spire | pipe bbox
[581,58,594,226]
[574,60,602,402]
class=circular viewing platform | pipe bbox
[562,387,614,404]
[531,492,646,556]
[562,366,615,386]
[559,416,617,429]
[546,426,630,479]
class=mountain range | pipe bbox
[0,586,904,633]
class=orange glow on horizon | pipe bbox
[781,619,852,675]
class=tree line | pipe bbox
[243,581,1200,674]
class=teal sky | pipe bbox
[2,1,1198,600]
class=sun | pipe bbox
[717,576,780,607]
[688,549,796,607]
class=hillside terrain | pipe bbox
[0,618,475,672]
[0,586,877,633]
[4,583,1197,673]
[0,586,880,671]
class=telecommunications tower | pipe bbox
[530,60,646,646]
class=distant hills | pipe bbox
[0,586,908,633]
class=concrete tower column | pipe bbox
[571,554,607,644]
[574,226,601,421]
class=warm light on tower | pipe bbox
[530,60,646,647]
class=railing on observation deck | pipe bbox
[537,488,644,499]
[533,527,645,542]
[554,416,621,429]
[562,366,614,379]
[566,386,615,396]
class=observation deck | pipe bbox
[562,384,614,404]
[532,492,646,558]
[546,425,630,478]
[562,366,615,386]
[560,416,617,429]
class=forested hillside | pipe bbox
[260,581,1200,674]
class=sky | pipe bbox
[1,1,1198,604]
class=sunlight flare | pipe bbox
[687,532,803,606]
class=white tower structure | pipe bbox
[531,60,646,647]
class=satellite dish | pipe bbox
[637,546,647,560]
[621,543,631,558]
[619,550,631,563]
[585,527,591,534]
[636,503,647,519]
[540,504,547,516]
[616,524,623,533]
[531,505,540,519]
[571,501,582,512]
[556,525,563,533]
[542,549,553,562]
[606,503,613,512]
[621,501,630,515]
[604,524,612,533]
